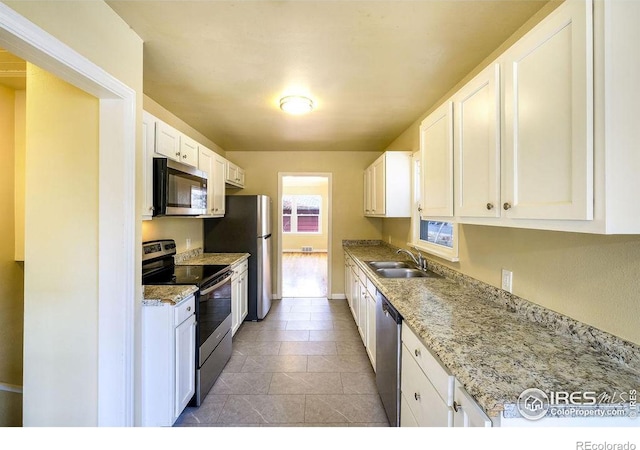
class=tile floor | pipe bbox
[175,297,389,427]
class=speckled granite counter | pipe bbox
[343,241,640,419]
[143,285,198,306]
[174,248,249,266]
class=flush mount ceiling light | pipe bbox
[280,95,314,115]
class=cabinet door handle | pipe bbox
[503,202,512,211]
[418,206,423,213]
[453,401,461,413]
[486,203,494,210]
[186,306,191,312]
[175,152,181,158]
[414,348,421,358]
[414,392,421,401]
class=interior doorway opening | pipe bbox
[278,174,331,298]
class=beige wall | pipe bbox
[382,1,640,346]
[0,84,24,426]
[282,180,329,252]
[227,151,383,296]
[3,1,144,426]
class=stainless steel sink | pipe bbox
[366,261,413,269]
[375,268,429,278]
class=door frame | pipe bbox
[277,172,333,299]
[0,5,136,425]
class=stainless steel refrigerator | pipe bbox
[203,195,272,320]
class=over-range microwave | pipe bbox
[153,158,207,216]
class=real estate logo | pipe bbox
[517,387,550,420]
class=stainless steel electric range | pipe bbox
[142,239,232,406]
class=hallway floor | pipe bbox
[175,297,389,427]
[282,252,328,298]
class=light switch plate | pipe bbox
[501,269,513,293]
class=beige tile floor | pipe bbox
[175,297,389,427]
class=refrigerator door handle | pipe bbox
[262,233,272,239]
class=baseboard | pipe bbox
[330,293,347,300]
[282,249,328,253]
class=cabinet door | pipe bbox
[344,257,352,305]
[452,384,492,427]
[197,147,215,217]
[350,267,359,321]
[372,156,386,215]
[174,314,196,419]
[179,135,199,167]
[454,64,501,218]
[363,169,373,215]
[212,154,227,215]
[155,120,181,161]
[240,269,248,322]
[236,167,246,188]
[421,101,454,217]
[358,282,368,341]
[502,0,593,220]
[226,162,238,184]
[142,111,156,219]
[366,292,376,371]
[231,275,240,336]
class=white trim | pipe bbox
[0,4,136,426]
[278,173,332,300]
[0,382,23,394]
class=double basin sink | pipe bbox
[365,261,441,279]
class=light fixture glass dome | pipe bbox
[280,95,314,115]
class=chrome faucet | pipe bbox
[396,248,426,271]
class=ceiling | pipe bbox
[107,1,548,152]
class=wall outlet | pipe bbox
[501,269,513,293]
[186,238,191,249]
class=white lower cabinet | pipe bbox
[400,323,454,427]
[231,260,249,336]
[142,294,196,426]
[452,383,492,428]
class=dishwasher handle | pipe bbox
[380,295,402,324]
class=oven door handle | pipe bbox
[200,271,233,296]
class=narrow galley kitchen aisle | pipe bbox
[174,297,389,426]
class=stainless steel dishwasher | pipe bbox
[376,291,402,427]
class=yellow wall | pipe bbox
[226,151,383,296]
[142,218,204,254]
[23,63,99,425]
[3,1,144,426]
[282,180,329,252]
[0,84,24,426]
[381,1,640,346]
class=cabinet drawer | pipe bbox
[402,322,454,406]
[174,294,195,326]
[233,260,248,276]
[401,344,451,426]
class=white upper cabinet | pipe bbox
[454,64,501,218]
[421,0,640,234]
[226,160,245,188]
[178,134,199,167]
[364,151,412,217]
[142,111,156,220]
[154,119,182,162]
[153,117,200,168]
[420,101,454,218]
[502,0,593,221]
[197,146,226,217]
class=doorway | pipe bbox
[278,174,331,298]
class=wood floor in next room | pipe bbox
[175,297,389,427]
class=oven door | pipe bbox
[197,271,232,364]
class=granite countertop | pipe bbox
[174,248,249,266]
[143,285,198,306]
[343,242,640,419]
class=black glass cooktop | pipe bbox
[143,264,230,286]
